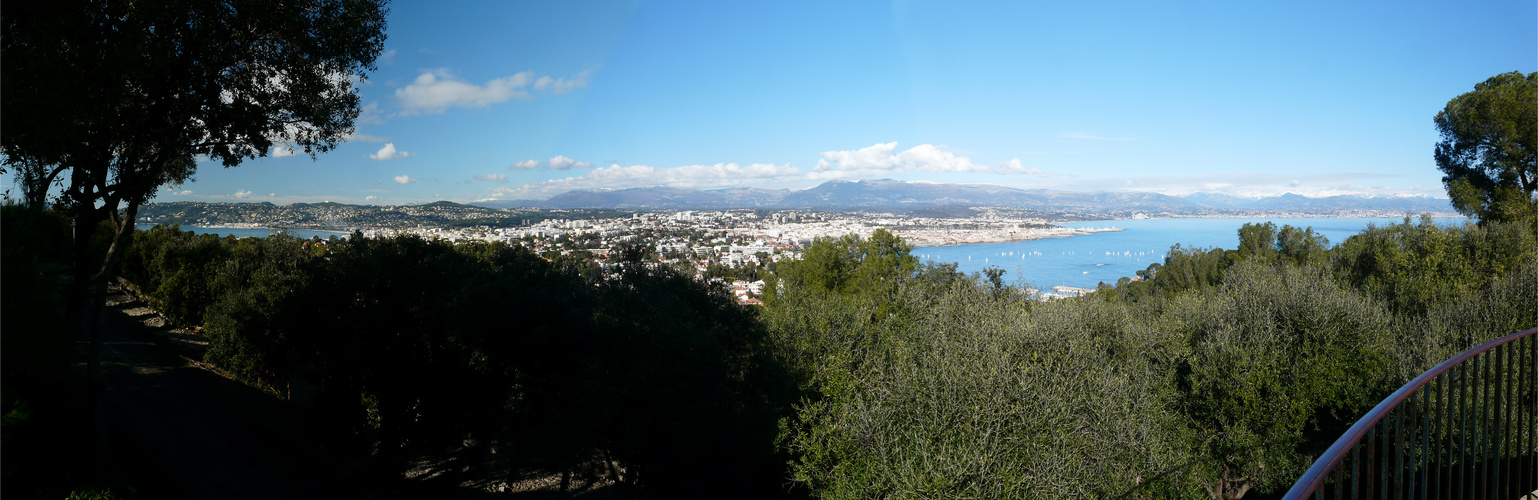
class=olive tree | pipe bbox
[1173,262,1395,499]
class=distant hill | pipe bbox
[1181,192,1454,213]
[774,179,1202,212]
[139,200,629,229]
[509,179,1201,212]
[468,199,539,209]
[140,181,1457,229]
[476,179,1453,216]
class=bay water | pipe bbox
[916,217,1465,291]
[140,217,1467,292]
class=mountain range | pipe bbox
[472,179,1456,215]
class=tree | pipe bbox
[1433,71,1537,222]
[1235,222,1279,261]
[1,0,387,476]
[1275,224,1328,266]
[1174,262,1396,500]
[766,228,917,303]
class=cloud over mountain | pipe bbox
[495,162,803,199]
[810,143,1049,179]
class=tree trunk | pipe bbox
[22,164,66,211]
[603,448,624,484]
[1202,463,1253,500]
[80,199,140,477]
[373,393,414,478]
[69,198,106,476]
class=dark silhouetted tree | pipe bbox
[2,0,387,475]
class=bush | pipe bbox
[770,250,1191,497]
[1172,261,1396,498]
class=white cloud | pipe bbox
[379,49,396,65]
[994,159,1050,177]
[369,143,415,161]
[269,193,276,197]
[396,69,534,114]
[395,67,600,114]
[1042,172,1446,199]
[270,145,297,157]
[509,156,595,170]
[346,132,390,142]
[365,195,379,202]
[494,162,803,199]
[176,189,193,195]
[232,190,255,199]
[810,142,1042,178]
[473,174,507,183]
[532,66,599,94]
[547,155,594,170]
[1059,131,1135,141]
[393,175,416,185]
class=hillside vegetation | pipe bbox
[762,216,1536,498]
[10,209,1534,499]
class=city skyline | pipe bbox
[42,0,1537,205]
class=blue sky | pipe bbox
[137,1,1538,204]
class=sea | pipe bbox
[135,224,351,240]
[916,217,1468,291]
[140,217,1467,292]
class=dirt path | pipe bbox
[89,294,342,499]
[83,287,615,499]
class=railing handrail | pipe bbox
[1281,326,1538,499]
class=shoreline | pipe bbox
[1054,212,1464,223]
[906,227,1124,248]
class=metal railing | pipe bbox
[1283,327,1538,499]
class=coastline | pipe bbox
[906,226,1124,248]
[915,216,1464,293]
[1061,212,1463,222]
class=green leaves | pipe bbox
[767,239,1190,498]
[1329,215,1536,318]
[1433,71,1538,222]
[768,216,1537,498]
[1174,262,1396,495]
[123,230,797,495]
[772,229,918,300]
[110,211,1538,497]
